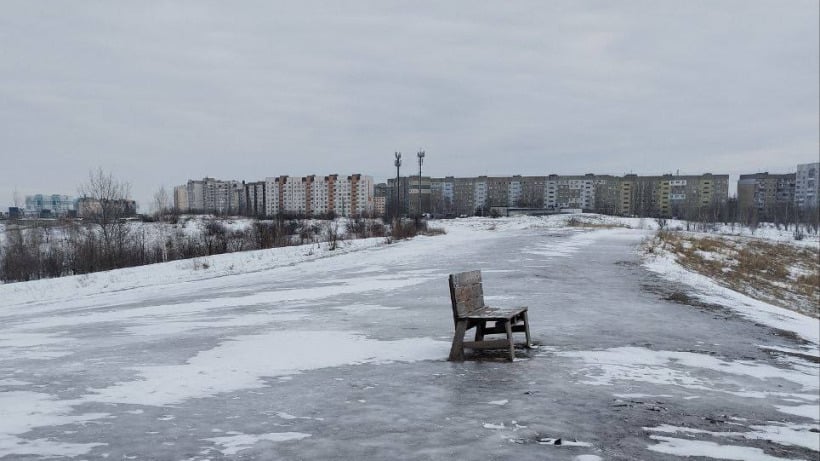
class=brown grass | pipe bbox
[567,217,631,229]
[648,232,819,318]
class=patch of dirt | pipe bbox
[760,347,819,363]
[662,291,726,311]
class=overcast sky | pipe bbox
[1,1,818,210]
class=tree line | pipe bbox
[0,169,408,283]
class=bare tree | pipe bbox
[152,186,171,222]
[78,168,133,268]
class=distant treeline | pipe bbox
[0,216,435,283]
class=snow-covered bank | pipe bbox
[0,237,386,308]
[644,247,820,346]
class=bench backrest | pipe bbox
[449,270,486,321]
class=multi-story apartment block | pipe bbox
[185,179,205,211]
[654,173,727,218]
[473,177,488,213]
[243,181,266,217]
[248,174,374,218]
[374,195,386,217]
[177,178,246,214]
[173,185,189,212]
[405,176,431,216]
[349,174,375,216]
[429,176,458,216]
[737,172,795,220]
[24,194,75,217]
[795,162,819,210]
[428,173,727,218]
[204,179,241,214]
[517,176,546,208]
[545,174,598,210]
[76,197,137,219]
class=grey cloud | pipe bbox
[0,0,816,208]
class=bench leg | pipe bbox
[522,311,532,348]
[474,321,486,342]
[504,320,515,361]
[448,320,468,361]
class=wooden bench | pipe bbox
[447,270,531,361]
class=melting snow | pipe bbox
[206,432,311,455]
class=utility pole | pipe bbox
[394,152,402,219]
[417,149,425,217]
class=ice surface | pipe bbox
[0,215,817,460]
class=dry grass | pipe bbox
[566,217,631,229]
[648,231,819,318]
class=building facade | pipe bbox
[173,186,189,212]
[245,174,375,218]
[406,173,728,218]
[795,162,819,210]
[24,194,75,217]
[737,172,796,221]
[175,178,244,214]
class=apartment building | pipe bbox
[177,177,243,214]
[374,195,386,216]
[349,174,375,216]
[426,173,728,218]
[655,173,728,218]
[543,174,621,212]
[173,186,189,212]
[795,162,819,210]
[243,181,266,217]
[545,174,596,210]
[517,176,546,208]
[737,172,795,220]
[76,197,137,219]
[246,174,374,217]
[24,194,75,217]
[429,176,465,216]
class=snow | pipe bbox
[647,436,806,461]
[0,391,108,458]
[645,424,820,452]
[205,432,311,455]
[775,404,820,420]
[85,331,449,406]
[483,422,506,430]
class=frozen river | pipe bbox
[1,222,818,460]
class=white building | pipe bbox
[795,162,819,210]
[474,179,487,210]
[508,179,522,207]
[173,185,189,212]
[25,194,74,217]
